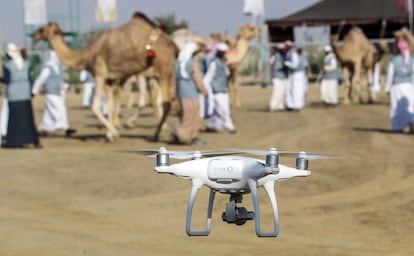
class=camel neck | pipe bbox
[48,35,88,70]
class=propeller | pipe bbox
[120,147,240,160]
[225,148,336,160]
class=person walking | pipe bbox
[2,43,40,148]
[320,45,339,106]
[204,43,236,133]
[385,39,414,133]
[269,43,288,111]
[171,41,208,145]
[32,50,76,137]
[284,40,304,111]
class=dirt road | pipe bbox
[0,84,413,255]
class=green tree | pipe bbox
[153,13,189,35]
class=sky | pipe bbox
[0,0,319,46]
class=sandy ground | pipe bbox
[0,84,413,256]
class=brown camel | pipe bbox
[32,12,179,142]
[330,27,377,104]
[225,25,260,107]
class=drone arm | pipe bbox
[186,179,216,236]
[248,179,279,237]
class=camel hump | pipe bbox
[132,11,157,27]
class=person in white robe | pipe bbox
[385,39,414,133]
[269,43,288,111]
[32,51,76,137]
[284,41,307,110]
[320,45,339,105]
[204,43,236,133]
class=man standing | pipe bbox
[269,43,288,111]
[205,43,236,133]
[171,41,208,145]
[284,40,304,111]
[32,50,76,137]
[385,39,414,133]
[320,45,339,106]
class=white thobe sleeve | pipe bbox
[203,62,217,88]
[284,51,299,69]
[324,57,337,71]
[79,70,87,82]
[385,62,394,92]
[32,68,51,95]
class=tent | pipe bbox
[266,0,414,42]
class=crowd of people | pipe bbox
[1,34,414,148]
[0,43,76,148]
[268,40,340,111]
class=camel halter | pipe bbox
[145,28,161,59]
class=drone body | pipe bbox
[138,147,328,237]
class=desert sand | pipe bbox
[0,84,413,256]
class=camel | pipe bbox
[32,12,179,142]
[394,27,414,54]
[330,27,377,104]
[225,25,260,107]
[170,28,207,50]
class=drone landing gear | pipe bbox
[222,194,254,225]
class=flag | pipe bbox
[398,0,410,12]
[24,0,47,25]
[243,0,265,17]
[96,0,117,22]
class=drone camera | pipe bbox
[222,195,254,226]
[296,151,308,170]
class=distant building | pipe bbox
[266,0,414,44]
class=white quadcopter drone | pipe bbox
[134,147,332,237]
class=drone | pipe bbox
[134,147,332,237]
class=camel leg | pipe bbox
[91,76,119,142]
[153,77,172,141]
[104,85,120,141]
[351,62,362,103]
[154,101,171,141]
[125,75,147,128]
[138,74,147,109]
[342,67,351,105]
[149,78,163,121]
[113,85,122,129]
[125,75,138,110]
[229,68,240,107]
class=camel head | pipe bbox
[330,34,340,45]
[237,24,260,40]
[32,22,63,44]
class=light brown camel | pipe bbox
[32,12,179,142]
[170,28,207,50]
[125,28,208,127]
[330,27,377,104]
[225,25,260,107]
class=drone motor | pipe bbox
[296,151,309,170]
[156,147,170,166]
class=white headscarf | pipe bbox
[46,50,61,74]
[178,41,198,79]
[6,43,23,70]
